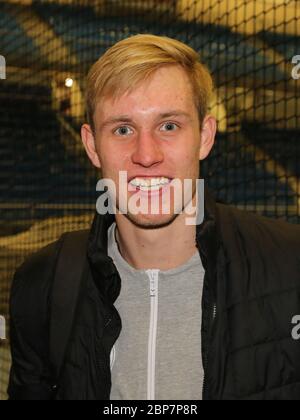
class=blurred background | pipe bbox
[0,0,299,400]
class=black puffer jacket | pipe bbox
[8,187,300,400]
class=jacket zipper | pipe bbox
[146,269,159,400]
[202,302,217,399]
[213,304,217,321]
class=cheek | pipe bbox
[172,144,199,169]
[101,147,131,177]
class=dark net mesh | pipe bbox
[0,0,299,399]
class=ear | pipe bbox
[81,124,101,169]
[199,115,217,161]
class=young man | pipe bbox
[8,34,300,400]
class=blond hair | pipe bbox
[86,34,213,130]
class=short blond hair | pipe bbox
[86,34,213,130]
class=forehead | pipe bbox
[95,65,196,122]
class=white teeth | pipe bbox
[139,185,161,191]
[129,177,170,188]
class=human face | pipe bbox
[82,64,216,228]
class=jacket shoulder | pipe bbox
[215,203,300,304]
[10,229,90,324]
[11,237,62,319]
[216,202,300,258]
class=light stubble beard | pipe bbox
[115,184,198,230]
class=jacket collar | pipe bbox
[87,181,220,302]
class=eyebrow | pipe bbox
[99,110,192,130]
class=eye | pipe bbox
[114,126,133,136]
[160,122,179,132]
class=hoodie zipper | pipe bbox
[146,269,159,400]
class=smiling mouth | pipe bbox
[128,176,172,189]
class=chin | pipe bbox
[125,212,179,230]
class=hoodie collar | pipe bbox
[87,183,220,302]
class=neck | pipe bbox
[114,208,198,271]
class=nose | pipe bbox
[131,130,164,167]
